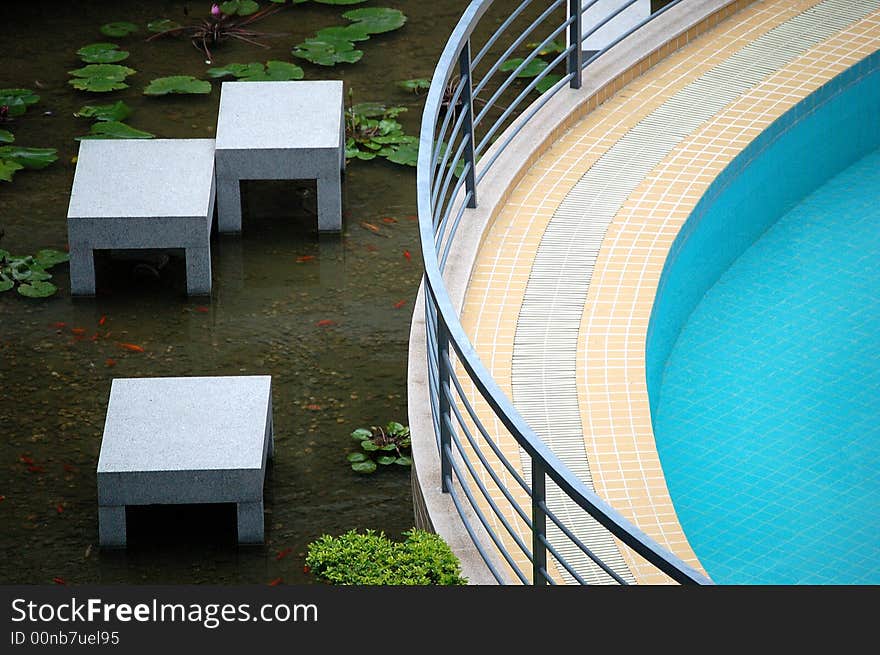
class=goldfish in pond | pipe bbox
[118,343,144,353]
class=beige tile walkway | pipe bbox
[457,0,880,583]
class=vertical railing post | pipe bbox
[458,40,478,208]
[568,0,583,89]
[437,312,453,493]
[532,459,548,584]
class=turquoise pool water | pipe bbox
[647,56,880,584]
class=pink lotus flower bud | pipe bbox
[211,3,221,17]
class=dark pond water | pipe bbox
[0,0,474,585]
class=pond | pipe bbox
[0,0,471,585]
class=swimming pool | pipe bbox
[647,53,880,584]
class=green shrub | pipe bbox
[305,528,467,585]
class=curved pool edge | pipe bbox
[407,0,749,584]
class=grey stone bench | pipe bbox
[96,375,274,547]
[215,80,345,234]
[67,139,216,296]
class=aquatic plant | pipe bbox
[0,88,40,119]
[305,529,467,585]
[397,78,430,94]
[0,144,58,183]
[347,421,412,473]
[293,7,406,66]
[345,97,418,166]
[68,64,137,92]
[76,43,130,64]
[206,60,304,81]
[147,2,289,63]
[143,76,212,96]
[100,22,139,38]
[0,248,69,298]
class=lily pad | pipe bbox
[0,159,23,182]
[376,455,397,465]
[0,130,13,144]
[143,76,212,96]
[394,456,412,466]
[342,7,407,34]
[74,101,132,122]
[0,146,58,170]
[351,428,372,441]
[207,61,304,82]
[77,43,130,63]
[76,121,155,140]
[397,78,430,93]
[500,57,549,78]
[383,142,418,167]
[293,37,363,66]
[535,74,563,94]
[0,276,13,292]
[17,280,57,298]
[351,460,377,473]
[34,249,70,268]
[68,64,136,92]
[147,19,182,33]
[347,452,368,463]
[220,0,260,15]
[315,25,371,42]
[527,39,566,56]
[0,89,40,117]
[99,22,139,38]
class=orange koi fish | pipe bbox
[316,320,336,327]
[393,299,407,309]
[381,217,397,224]
[267,577,282,586]
[118,343,144,353]
[105,358,117,367]
[70,327,86,336]
[296,255,316,263]
[98,315,107,326]
[195,306,210,313]
[403,250,412,261]
[276,547,292,561]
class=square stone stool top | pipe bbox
[67,139,216,297]
[214,80,345,234]
[96,375,274,547]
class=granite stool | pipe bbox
[214,80,345,234]
[96,375,274,547]
[66,139,216,296]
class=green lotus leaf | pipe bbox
[77,43,130,64]
[315,25,371,43]
[350,102,390,118]
[347,452,368,463]
[360,440,379,451]
[76,121,155,140]
[376,455,397,465]
[386,421,406,434]
[74,101,132,122]
[351,428,372,441]
[378,443,397,451]
[0,276,13,292]
[396,78,430,92]
[209,61,304,82]
[342,7,407,34]
[143,76,212,96]
[220,0,260,15]
[34,249,70,268]
[0,146,58,170]
[351,460,377,473]
[394,456,412,466]
[0,129,13,144]
[68,64,136,93]
[354,151,376,160]
[499,57,549,78]
[147,19,182,33]
[535,74,563,94]
[16,280,57,298]
[0,89,40,117]
[384,143,418,166]
[293,37,363,66]
[0,159,23,182]
[526,39,566,56]
[99,22,139,38]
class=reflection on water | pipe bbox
[0,0,466,584]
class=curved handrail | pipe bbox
[415,0,713,585]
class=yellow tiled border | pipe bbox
[458,0,880,583]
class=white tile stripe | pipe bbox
[510,0,880,584]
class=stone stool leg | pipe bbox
[216,177,243,233]
[316,170,342,232]
[185,247,212,296]
[69,247,96,296]
[236,501,264,544]
[98,506,127,547]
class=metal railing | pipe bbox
[416,0,713,584]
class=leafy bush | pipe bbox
[305,529,467,585]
